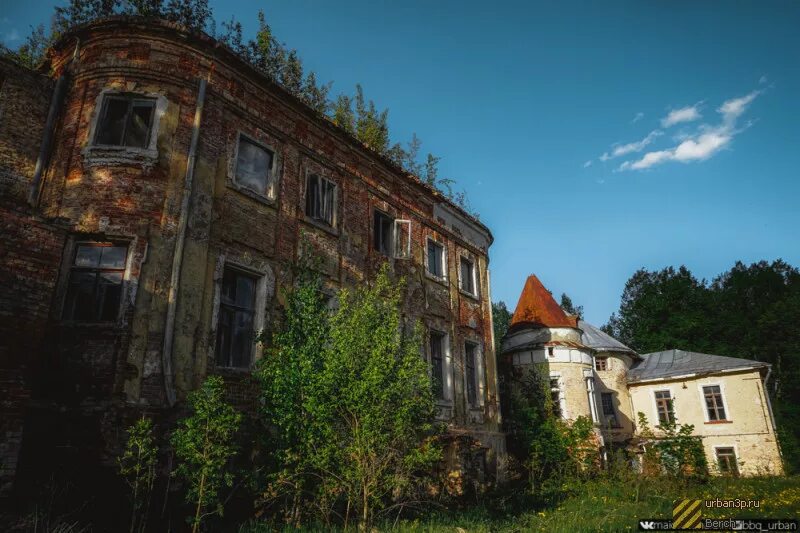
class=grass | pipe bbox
[387,475,800,532]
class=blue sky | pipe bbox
[3,1,799,326]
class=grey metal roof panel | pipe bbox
[578,320,638,357]
[628,349,769,383]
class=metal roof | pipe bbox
[628,349,769,383]
[578,320,638,357]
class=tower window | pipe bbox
[94,94,156,148]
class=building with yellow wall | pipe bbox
[501,275,784,477]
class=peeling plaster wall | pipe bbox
[629,370,784,476]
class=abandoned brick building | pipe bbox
[0,18,504,498]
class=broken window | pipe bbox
[63,242,127,322]
[703,385,727,421]
[459,256,476,295]
[94,94,156,148]
[305,174,336,227]
[465,342,478,407]
[549,376,562,418]
[216,267,257,368]
[235,135,274,196]
[654,390,675,425]
[373,210,393,255]
[715,447,738,475]
[595,357,608,371]
[601,392,619,427]
[427,239,445,278]
[393,219,411,259]
[429,331,445,400]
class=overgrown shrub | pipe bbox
[636,411,708,479]
[255,264,440,528]
[505,367,601,502]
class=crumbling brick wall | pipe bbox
[0,17,505,499]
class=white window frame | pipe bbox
[463,340,485,409]
[698,382,731,423]
[652,387,676,426]
[209,255,273,370]
[393,219,411,259]
[549,372,567,419]
[427,328,453,404]
[231,132,280,200]
[304,172,338,229]
[458,254,479,298]
[425,237,447,281]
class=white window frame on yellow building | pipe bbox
[651,387,676,426]
[713,444,740,475]
[697,382,731,423]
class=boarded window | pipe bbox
[235,135,274,196]
[427,239,445,278]
[429,331,445,400]
[216,268,257,368]
[373,211,393,255]
[549,377,562,418]
[595,357,608,371]
[305,174,336,226]
[703,385,727,421]
[715,447,738,475]
[465,342,478,407]
[94,95,156,148]
[655,390,675,425]
[63,243,127,321]
[460,256,475,295]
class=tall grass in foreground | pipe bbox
[383,475,800,533]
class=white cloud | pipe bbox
[618,89,762,172]
[718,90,760,121]
[600,129,662,161]
[759,75,768,85]
[583,160,592,168]
[661,104,702,128]
[631,112,644,124]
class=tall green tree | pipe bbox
[492,301,512,353]
[559,293,583,319]
[1,24,50,68]
[171,376,242,533]
[354,84,390,153]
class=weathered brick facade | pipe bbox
[0,18,504,499]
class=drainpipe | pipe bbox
[762,368,783,460]
[28,53,74,206]
[162,77,207,407]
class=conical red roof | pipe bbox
[510,275,578,329]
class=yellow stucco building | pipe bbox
[501,275,784,476]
